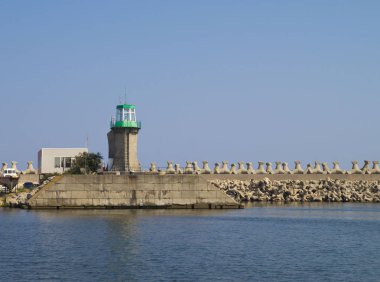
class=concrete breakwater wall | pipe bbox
[28,173,380,209]
[211,175,380,202]
[28,174,240,209]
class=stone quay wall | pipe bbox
[29,173,380,209]
[28,174,240,209]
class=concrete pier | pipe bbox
[28,174,241,209]
[28,173,380,209]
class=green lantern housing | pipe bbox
[110,104,142,129]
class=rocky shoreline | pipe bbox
[1,190,36,208]
[0,176,56,208]
[211,178,380,203]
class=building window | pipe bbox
[55,157,61,168]
[131,109,136,121]
[65,158,72,169]
[117,109,123,121]
[54,157,73,169]
[123,108,131,121]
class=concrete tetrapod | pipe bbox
[304,164,313,174]
[322,163,331,174]
[256,162,266,174]
[149,163,158,173]
[22,161,37,175]
[220,161,230,174]
[230,163,237,174]
[193,161,201,174]
[11,161,19,173]
[214,163,220,174]
[331,161,345,174]
[265,162,273,174]
[246,162,255,174]
[201,161,212,174]
[274,162,285,174]
[371,161,380,174]
[175,164,183,174]
[350,161,364,174]
[313,162,324,174]
[282,162,292,174]
[292,161,304,174]
[237,162,248,174]
[1,163,7,172]
[361,160,371,174]
[166,161,176,174]
[184,161,194,174]
[211,178,380,203]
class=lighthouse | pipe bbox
[107,103,141,172]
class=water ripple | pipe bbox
[1,203,380,282]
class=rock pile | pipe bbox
[211,178,380,203]
[3,176,56,208]
[5,192,33,208]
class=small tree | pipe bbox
[69,152,103,174]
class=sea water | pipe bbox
[1,203,379,282]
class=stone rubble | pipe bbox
[211,178,380,203]
[2,176,57,208]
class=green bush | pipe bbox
[68,152,103,175]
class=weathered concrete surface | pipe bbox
[28,174,240,209]
[108,127,140,172]
[18,174,39,187]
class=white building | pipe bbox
[38,148,88,174]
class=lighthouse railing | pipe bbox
[110,120,142,129]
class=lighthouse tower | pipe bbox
[107,103,141,172]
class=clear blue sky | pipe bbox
[1,0,379,170]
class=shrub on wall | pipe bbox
[68,152,103,175]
